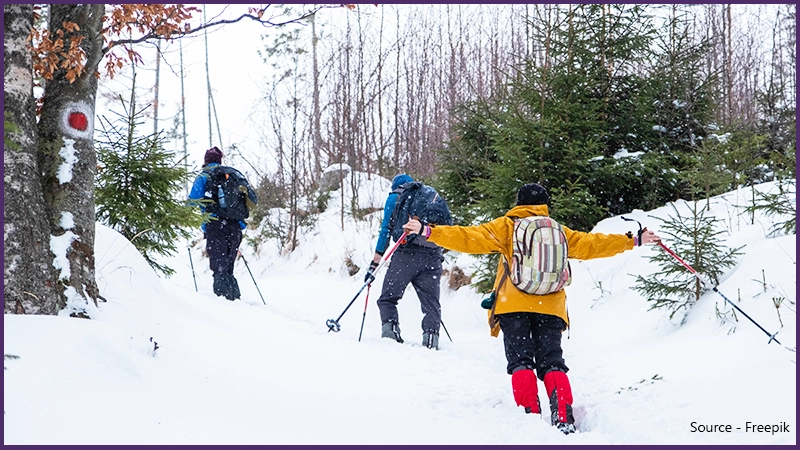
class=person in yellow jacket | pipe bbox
[403,183,661,434]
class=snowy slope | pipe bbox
[3,174,796,445]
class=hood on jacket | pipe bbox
[391,173,414,190]
[505,203,549,219]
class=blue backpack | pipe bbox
[388,181,453,244]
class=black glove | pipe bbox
[364,260,380,283]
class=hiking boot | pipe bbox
[544,370,575,434]
[422,330,439,349]
[555,422,576,435]
[381,320,404,343]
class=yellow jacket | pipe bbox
[427,204,635,336]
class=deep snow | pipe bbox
[3,172,796,445]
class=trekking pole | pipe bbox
[621,216,782,345]
[188,246,198,292]
[358,284,372,342]
[327,231,409,333]
[238,249,266,306]
[657,241,781,345]
[441,319,453,342]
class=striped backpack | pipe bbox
[504,216,572,295]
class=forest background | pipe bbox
[3,3,796,314]
[111,3,795,288]
[101,3,795,244]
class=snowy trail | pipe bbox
[4,177,795,445]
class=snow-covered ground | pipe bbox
[4,172,796,445]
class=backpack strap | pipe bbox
[386,191,402,240]
[488,258,512,334]
[203,165,221,191]
[387,182,418,245]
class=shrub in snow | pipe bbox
[744,179,796,236]
[633,201,743,321]
[95,81,202,277]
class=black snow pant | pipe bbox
[497,312,569,380]
[376,245,444,334]
[206,218,242,301]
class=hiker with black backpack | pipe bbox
[364,174,453,349]
[188,146,258,301]
[403,183,661,434]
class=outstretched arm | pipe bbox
[403,217,508,255]
[565,226,662,260]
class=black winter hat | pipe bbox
[204,146,223,165]
[516,183,550,206]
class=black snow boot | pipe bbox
[422,330,439,350]
[381,320,404,343]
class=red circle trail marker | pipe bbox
[68,112,88,131]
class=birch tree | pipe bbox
[4,4,334,316]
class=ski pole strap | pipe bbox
[621,216,644,246]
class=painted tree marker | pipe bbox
[68,111,88,131]
[60,101,94,139]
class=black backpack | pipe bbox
[204,166,252,221]
[388,181,453,244]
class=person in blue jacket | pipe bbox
[364,173,445,349]
[188,146,253,301]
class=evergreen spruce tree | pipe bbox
[633,201,743,321]
[95,73,203,276]
[438,4,661,233]
[744,179,796,236]
[549,178,607,231]
[640,5,717,210]
[437,101,505,226]
[684,136,733,210]
[437,4,659,291]
[717,131,770,191]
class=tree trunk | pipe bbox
[4,4,64,315]
[179,40,189,196]
[36,4,105,316]
[153,42,160,135]
[204,7,213,147]
[311,14,323,178]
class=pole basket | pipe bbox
[326,319,341,333]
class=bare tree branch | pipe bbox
[102,5,335,55]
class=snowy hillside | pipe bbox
[4,172,796,445]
